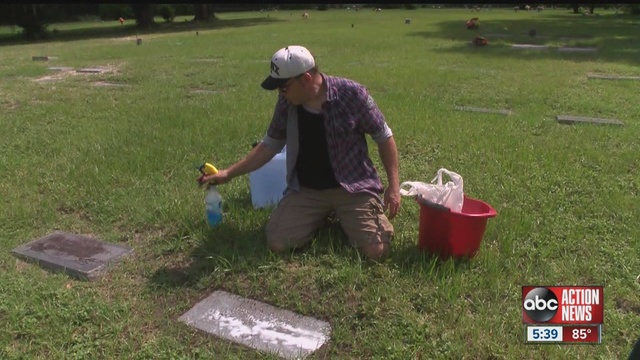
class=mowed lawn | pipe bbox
[1,8,639,359]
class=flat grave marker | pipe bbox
[92,81,130,87]
[32,56,58,61]
[10,231,133,280]
[558,47,597,52]
[76,68,108,74]
[587,74,640,81]
[455,106,513,116]
[512,44,549,49]
[47,67,73,71]
[556,115,623,126]
[179,290,331,359]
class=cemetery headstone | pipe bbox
[10,231,133,280]
[179,290,331,359]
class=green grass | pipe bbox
[1,8,639,359]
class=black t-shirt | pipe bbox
[295,105,341,190]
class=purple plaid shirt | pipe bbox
[263,74,393,198]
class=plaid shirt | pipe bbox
[263,74,393,197]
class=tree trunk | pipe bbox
[131,4,154,28]
[193,4,212,22]
[572,4,580,14]
[589,4,595,14]
[15,4,48,40]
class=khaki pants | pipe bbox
[266,187,394,250]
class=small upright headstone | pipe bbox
[136,38,142,45]
[10,231,133,280]
[405,18,411,24]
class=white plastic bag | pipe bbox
[400,168,464,212]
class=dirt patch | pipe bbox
[191,58,223,62]
[15,258,31,273]
[1,98,19,111]
[616,298,640,314]
[111,35,163,42]
[32,64,120,83]
[92,81,130,87]
[189,89,223,95]
[33,70,73,82]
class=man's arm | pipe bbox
[377,136,400,219]
[197,142,278,185]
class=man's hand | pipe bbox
[383,185,400,220]
[197,169,232,187]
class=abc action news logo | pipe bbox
[522,286,604,324]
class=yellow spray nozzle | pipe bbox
[199,162,219,175]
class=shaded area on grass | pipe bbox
[148,194,474,295]
[0,16,282,46]
[410,13,640,66]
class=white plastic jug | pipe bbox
[249,146,287,209]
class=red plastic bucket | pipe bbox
[416,195,497,260]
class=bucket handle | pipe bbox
[417,195,451,212]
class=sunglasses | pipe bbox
[278,73,305,93]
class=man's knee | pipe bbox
[266,224,311,253]
[359,242,390,261]
[267,242,287,253]
[265,224,288,252]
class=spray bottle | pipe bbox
[198,162,223,227]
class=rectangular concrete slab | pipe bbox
[76,68,107,74]
[558,47,597,52]
[512,44,549,49]
[587,74,640,81]
[484,33,513,38]
[32,56,58,61]
[48,67,73,71]
[189,89,222,94]
[556,115,623,126]
[179,290,331,359]
[455,106,512,115]
[10,231,133,280]
[559,36,593,41]
[92,81,130,87]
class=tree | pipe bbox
[193,4,213,22]
[9,4,59,40]
[572,3,580,14]
[130,4,155,28]
[158,5,175,23]
[99,4,133,21]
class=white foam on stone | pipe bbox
[179,290,331,359]
[206,309,327,352]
